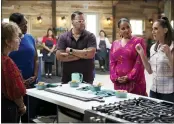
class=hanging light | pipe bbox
[61,16,66,24]
[107,17,111,25]
[37,16,42,24]
[149,18,153,24]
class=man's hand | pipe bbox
[117,76,128,83]
[66,47,71,53]
[24,76,37,88]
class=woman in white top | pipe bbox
[135,17,174,102]
[96,30,111,71]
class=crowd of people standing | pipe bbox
[1,10,174,123]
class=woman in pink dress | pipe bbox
[110,18,147,96]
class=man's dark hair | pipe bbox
[9,13,24,25]
[71,11,83,21]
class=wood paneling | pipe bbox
[2,0,163,41]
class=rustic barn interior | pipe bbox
[1,0,174,123]
[2,0,174,42]
[2,0,174,81]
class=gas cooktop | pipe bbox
[83,97,174,123]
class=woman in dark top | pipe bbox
[42,28,56,78]
[1,22,26,123]
[96,30,111,71]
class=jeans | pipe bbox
[150,90,174,103]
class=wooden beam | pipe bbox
[171,0,174,20]
[52,0,56,35]
[112,1,117,41]
[164,0,172,21]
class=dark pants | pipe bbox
[95,50,110,70]
[95,53,105,67]
[1,97,19,123]
[45,62,53,74]
[19,95,39,123]
[150,90,174,103]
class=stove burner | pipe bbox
[91,97,174,123]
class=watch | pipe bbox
[69,48,73,55]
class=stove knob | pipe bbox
[89,117,95,122]
[102,118,106,123]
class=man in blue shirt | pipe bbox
[9,13,39,123]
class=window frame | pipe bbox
[130,19,144,35]
[84,13,99,37]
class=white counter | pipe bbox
[26,83,144,114]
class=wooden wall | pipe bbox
[115,0,160,40]
[55,1,113,41]
[2,0,163,42]
[2,1,52,38]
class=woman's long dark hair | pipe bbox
[46,28,55,39]
[154,17,173,51]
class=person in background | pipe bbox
[9,13,39,122]
[56,11,96,84]
[142,30,155,58]
[1,22,26,123]
[110,18,147,96]
[135,17,174,102]
[96,30,111,71]
[42,28,56,78]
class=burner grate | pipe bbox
[91,97,174,123]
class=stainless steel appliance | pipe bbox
[83,97,174,123]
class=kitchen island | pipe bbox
[26,83,172,123]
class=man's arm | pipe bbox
[56,50,80,62]
[66,47,96,59]
[33,44,39,79]
[68,32,97,59]
[56,34,80,62]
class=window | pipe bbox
[70,13,98,36]
[2,18,9,23]
[84,14,98,36]
[130,20,143,35]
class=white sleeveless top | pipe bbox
[149,42,174,94]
